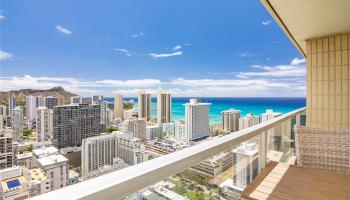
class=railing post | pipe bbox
[296,114,301,126]
[259,131,267,173]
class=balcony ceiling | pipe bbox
[261,0,350,57]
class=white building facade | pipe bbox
[222,109,241,132]
[11,106,23,141]
[184,99,211,141]
[36,107,53,142]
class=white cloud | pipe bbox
[262,20,271,26]
[0,50,13,61]
[0,14,5,21]
[114,48,132,56]
[173,45,182,51]
[56,25,72,35]
[131,31,143,38]
[291,58,306,65]
[238,65,305,77]
[95,79,161,88]
[236,58,306,78]
[0,59,307,97]
[0,73,305,97]
[237,51,255,58]
[149,51,182,59]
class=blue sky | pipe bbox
[0,0,306,97]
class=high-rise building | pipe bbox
[122,118,146,140]
[98,101,108,125]
[70,96,83,104]
[146,123,162,140]
[114,94,123,120]
[53,104,102,149]
[26,96,37,122]
[261,109,283,151]
[239,114,260,130]
[36,107,53,142]
[138,91,151,121]
[81,134,117,176]
[32,147,68,190]
[0,129,13,169]
[115,131,148,166]
[157,91,172,124]
[261,109,282,122]
[174,120,187,141]
[161,123,175,138]
[0,116,4,130]
[232,142,259,191]
[184,99,211,141]
[0,105,7,116]
[106,108,114,124]
[44,96,58,109]
[222,109,241,132]
[91,95,103,105]
[35,96,45,108]
[8,96,16,116]
[11,106,23,141]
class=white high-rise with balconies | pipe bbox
[98,101,108,125]
[32,147,68,191]
[115,131,148,165]
[232,142,259,191]
[114,94,123,120]
[184,99,211,141]
[261,109,283,151]
[222,109,241,132]
[157,91,172,124]
[8,96,16,116]
[26,96,37,122]
[239,113,260,130]
[11,106,23,141]
[0,129,13,169]
[36,107,53,142]
[174,120,187,141]
[261,109,282,123]
[138,91,151,121]
[122,118,146,140]
[81,134,117,177]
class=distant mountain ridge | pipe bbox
[0,86,77,105]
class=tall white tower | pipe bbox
[26,96,37,122]
[36,106,53,142]
[11,106,23,141]
[184,99,211,141]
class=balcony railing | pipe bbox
[30,107,306,200]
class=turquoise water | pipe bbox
[104,97,306,124]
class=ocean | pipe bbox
[104,97,306,125]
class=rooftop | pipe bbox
[37,154,68,167]
[28,168,49,183]
[32,146,59,157]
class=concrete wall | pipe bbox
[306,33,350,129]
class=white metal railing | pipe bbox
[30,107,305,200]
